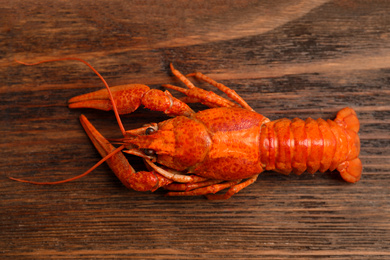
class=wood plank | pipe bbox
[1,0,389,258]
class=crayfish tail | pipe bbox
[337,158,362,183]
[335,107,360,133]
[261,107,362,183]
[334,107,362,182]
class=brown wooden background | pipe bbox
[1,0,389,259]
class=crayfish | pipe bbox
[12,58,362,199]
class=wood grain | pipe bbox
[1,0,389,259]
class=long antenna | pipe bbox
[11,57,128,184]
[9,145,125,185]
[15,57,126,136]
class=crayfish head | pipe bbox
[123,116,211,171]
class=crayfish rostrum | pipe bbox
[12,58,361,199]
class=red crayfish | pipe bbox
[11,58,362,199]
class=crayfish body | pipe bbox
[14,59,362,199]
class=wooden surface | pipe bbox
[1,0,389,259]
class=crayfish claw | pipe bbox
[69,84,151,114]
[79,114,173,191]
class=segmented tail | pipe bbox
[260,107,361,182]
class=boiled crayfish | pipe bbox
[12,58,362,199]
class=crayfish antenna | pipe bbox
[12,57,129,185]
[9,145,126,185]
[15,57,127,137]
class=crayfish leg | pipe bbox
[165,180,240,198]
[166,174,259,199]
[206,174,259,200]
[165,63,252,110]
[186,71,254,111]
[164,179,224,191]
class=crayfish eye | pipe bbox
[143,149,156,156]
[145,127,156,135]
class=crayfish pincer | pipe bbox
[12,58,361,199]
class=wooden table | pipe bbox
[1,1,389,258]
